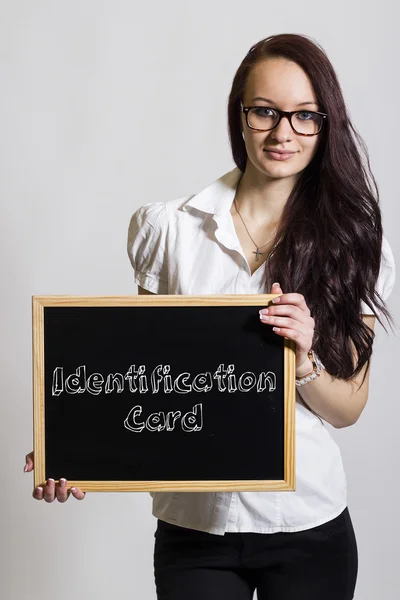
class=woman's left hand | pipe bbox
[259,282,315,373]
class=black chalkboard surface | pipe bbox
[32,295,296,492]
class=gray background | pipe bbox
[1,1,398,599]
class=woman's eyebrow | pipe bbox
[251,96,318,107]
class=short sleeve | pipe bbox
[127,202,168,294]
[361,235,396,315]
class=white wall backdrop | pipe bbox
[1,1,398,599]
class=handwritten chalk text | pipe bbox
[51,364,277,396]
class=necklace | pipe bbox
[233,198,274,262]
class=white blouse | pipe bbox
[127,166,396,535]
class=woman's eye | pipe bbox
[255,107,275,117]
[298,111,315,120]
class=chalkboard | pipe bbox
[32,295,296,492]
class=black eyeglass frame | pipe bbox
[241,103,328,137]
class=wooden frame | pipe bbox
[32,294,296,492]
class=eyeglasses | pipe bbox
[241,102,327,136]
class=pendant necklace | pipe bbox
[233,198,274,262]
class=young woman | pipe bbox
[25,33,396,600]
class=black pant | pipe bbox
[154,507,358,600]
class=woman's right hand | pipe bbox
[24,451,86,502]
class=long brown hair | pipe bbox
[227,33,396,399]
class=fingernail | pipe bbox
[272,297,280,303]
[47,478,54,485]
[273,282,280,287]
[71,487,76,493]
[24,465,28,472]
[60,479,66,487]
[37,487,43,493]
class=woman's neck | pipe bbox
[233,164,297,224]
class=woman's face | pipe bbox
[241,58,322,181]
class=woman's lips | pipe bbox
[264,150,295,161]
